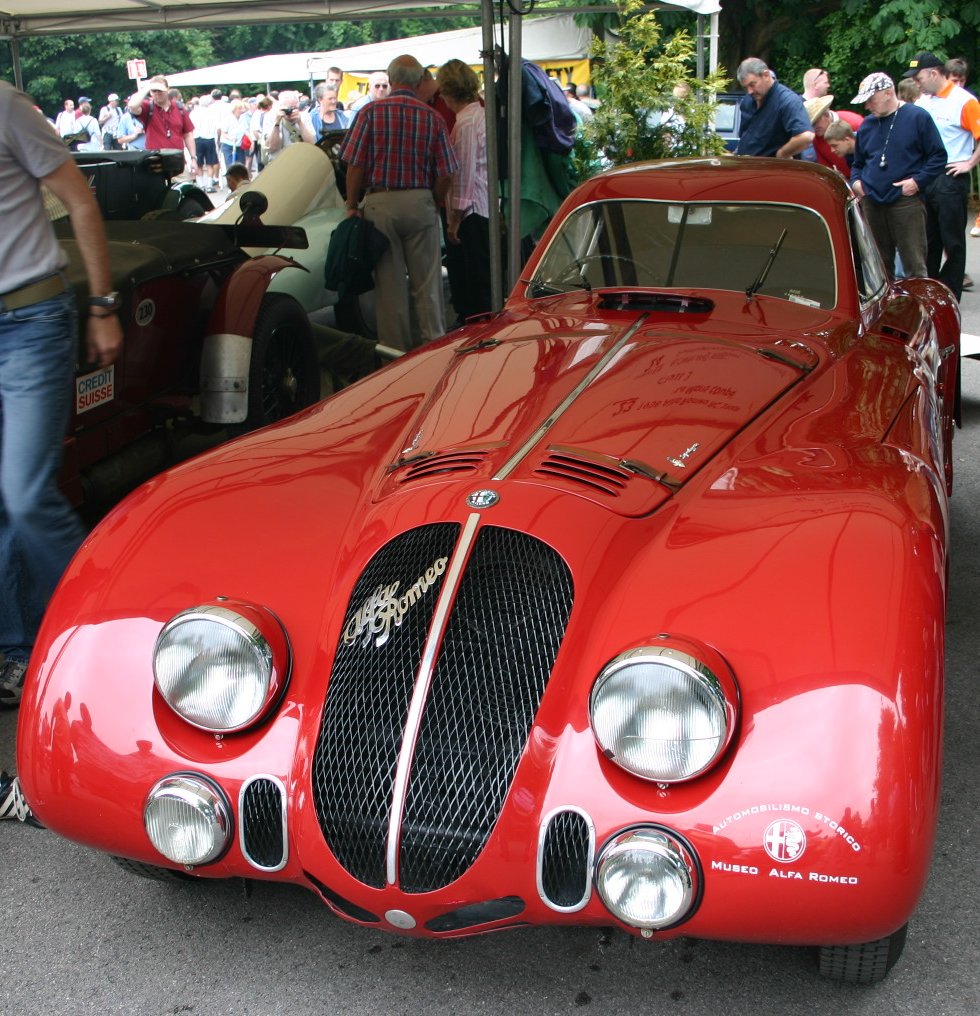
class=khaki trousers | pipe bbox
[363,189,445,350]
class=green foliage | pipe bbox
[717,0,980,114]
[583,0,727,167]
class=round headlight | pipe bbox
[144,774,231,866]
[153,602,288,732]
[596,827,696,930]
[590,645,735,782]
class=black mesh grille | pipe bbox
[312,523,460,888]
[399,527,574,893]
[241,778,285,870]
[540,810,592,909]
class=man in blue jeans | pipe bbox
[0,81,123,711]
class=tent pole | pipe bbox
[696,15,704,80]
[481,0,504,310]
[507,13,522,291]
[9,35,24,91]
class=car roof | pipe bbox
[576,157,851,217]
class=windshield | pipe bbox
[529,200,837,309]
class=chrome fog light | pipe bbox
[590,645,736,782]
[595,827,696,930]
[153,602,289,732]
[144,774,232,866]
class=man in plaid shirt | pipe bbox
[340,54,459,350]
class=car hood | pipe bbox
[374,306,815,517]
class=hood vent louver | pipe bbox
[535,450,633,496]
[392,449,491,484]
[527,445,675,518]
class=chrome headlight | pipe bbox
[144,774,231,866]
[153,602,289,732]
[596,827,697,930]
[590,644,736,782]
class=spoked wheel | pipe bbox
[244,294,321,431]
[816,923,908,984]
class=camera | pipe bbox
[280,107,296,116]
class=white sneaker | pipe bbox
[971,226,980,237]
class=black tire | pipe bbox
[244,295,320,431]
[174,194,210,220]
[111,855,194,882]
[816,923,908,984]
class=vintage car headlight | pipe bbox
[144,774,231,866]
[153,602,289,732]
[595,827,697,930]
[590,644,736,782]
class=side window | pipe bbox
[848,200,888,303]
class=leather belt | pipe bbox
[0,274,66,311]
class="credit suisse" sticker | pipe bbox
[76,365,115,414]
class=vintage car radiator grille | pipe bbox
[240,777,286,871]
[312,523,461,888]
[312,522,573,893]
[539,810,593,910]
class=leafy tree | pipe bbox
[583,0,728,167]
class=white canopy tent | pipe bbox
[166,14,592,89]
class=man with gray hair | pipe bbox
[736,57,814,158]
[339,55,458,350]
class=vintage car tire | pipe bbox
[816,923,909,984]
[244,294,321,430]
[111,856,195,883]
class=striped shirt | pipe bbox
[448,102,488,220]
[339,88,458,191]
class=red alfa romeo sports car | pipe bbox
[17,158,959,984]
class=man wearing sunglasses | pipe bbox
[127,75,197,177]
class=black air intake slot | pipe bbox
[598,292,714,313]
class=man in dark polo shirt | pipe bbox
[736,57,815,158]
[340,54,458,351]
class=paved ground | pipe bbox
[3,256,980,1015]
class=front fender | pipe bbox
[200,255,304,424]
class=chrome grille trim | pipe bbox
[493,315,649,481]
[536,806,595,913]
[385,512,482,886]
[239,774,287,873]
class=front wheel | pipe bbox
[244,295,321,431]
[816,923,908,984]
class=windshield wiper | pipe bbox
[746,228,788,301]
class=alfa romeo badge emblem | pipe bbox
[466,489,500,509]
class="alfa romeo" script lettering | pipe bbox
[343,557,449,648]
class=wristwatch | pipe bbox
[88,292,122,311]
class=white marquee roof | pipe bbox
[167,13,591,87]
[1,1,720,39]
